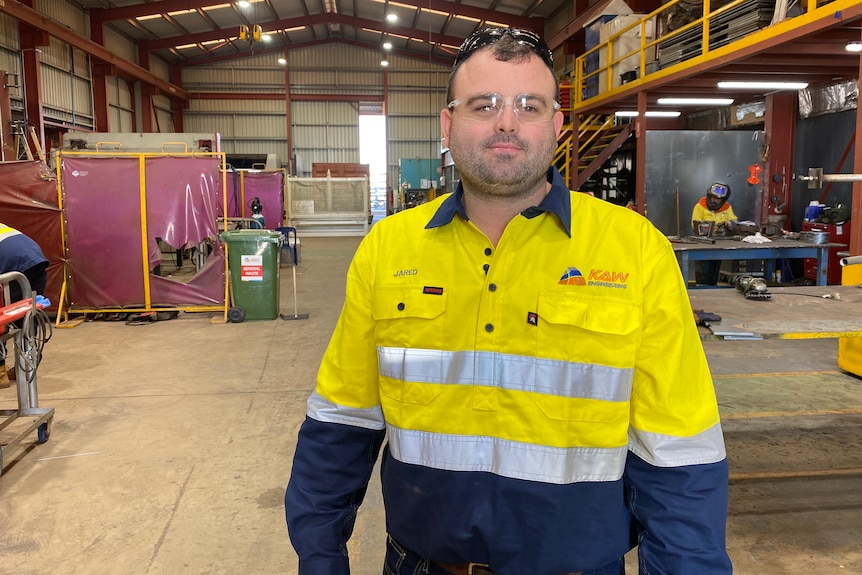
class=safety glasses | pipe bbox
[454,27,554,70]
[447,93,560,124]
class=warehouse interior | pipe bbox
[1,0,862,573]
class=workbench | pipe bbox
[689,285,862,340]
[672,237,844,287]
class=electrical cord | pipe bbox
[15,305,52,385]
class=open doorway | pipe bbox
[359,114,387,221]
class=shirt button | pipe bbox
[488,283,497,292]
[483,263,490,274]
[484,248,492,256]
[397,302,405,311]
[485,323,494,332]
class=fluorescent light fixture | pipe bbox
[383,41,393,50]
[277,57,287,65]
[657,97,734,106]
[846,42,862,53]
[615,110,681,118]
[717,81,808,90]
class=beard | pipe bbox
[449,130,556,201]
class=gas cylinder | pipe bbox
[250,197,265,229]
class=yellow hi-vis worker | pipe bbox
[285,168,730,574]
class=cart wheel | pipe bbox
[227,306,246,323]
[37,421,51,444]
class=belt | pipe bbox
[435,563,495,575]
[435,562,580,575]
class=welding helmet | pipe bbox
[706,182,731,211]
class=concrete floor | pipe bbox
[1,236,861,574]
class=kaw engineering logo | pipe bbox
[558,266,629,289]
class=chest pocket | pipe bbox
[537,292,641,368]
[372,285,447,349]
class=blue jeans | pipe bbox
[383,535,625,575]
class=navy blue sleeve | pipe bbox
[624,451,733,574]
[285,416,386,575]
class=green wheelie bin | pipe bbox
[219,229,282,322]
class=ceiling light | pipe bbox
[277,57,286,65]
[381,59,390,67]
[383,41,392,50]
[262,34,273,42]
[615,110,681,117]
[386,13,398,22]
[717,81,808,90]
[238,0,250,7]
[657,97,734,106]
[846,42,862,53]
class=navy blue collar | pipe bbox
[425,167,571,237]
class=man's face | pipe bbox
[440,49,564,199]
[706,194,724,211]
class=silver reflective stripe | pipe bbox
[0,226,21,243]
[387,424,627,484]
[377,346,632,402]
[307,390,386,431]
[628,423,727,467]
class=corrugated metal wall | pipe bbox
[183,52,287,160]
[108,76,134,132]
[384,53,448,191]
[0,2,173,135]
[182,44,447,181]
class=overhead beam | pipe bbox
[94,0,542,32]
[189,93,386,101]
[178,37,453,68]
[0,0,188,100]
[143,12,465,52]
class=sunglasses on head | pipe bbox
[454,27,554,70]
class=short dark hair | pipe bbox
[446,29,559,104]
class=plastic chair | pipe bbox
[274,226,299,266]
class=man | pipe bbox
[285,27,732,575]
[691,182,738,284]
[0,222,49,388]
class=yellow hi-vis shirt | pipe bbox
[692,197,737,230]
[310,182,725,484]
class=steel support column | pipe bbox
[171,67,184,132]
[0,71,13,161]
[762,92,797,225]
[635,90,647,215]
[89,15,110,132]
[19,0,47,153]
[851,31,862,256]
[283,48,291,174]
[138,46,153,132]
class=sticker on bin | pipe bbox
[241,255,264,281]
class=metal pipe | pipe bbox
[730,467,862,482]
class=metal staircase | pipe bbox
[554,114,633,191]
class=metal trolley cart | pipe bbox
[0,271,54,477]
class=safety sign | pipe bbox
[241,255,264,281]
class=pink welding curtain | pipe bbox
[0,161,63,311]
[62,156,225,308]
[243,171,284,228]
[219,170,283,227]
